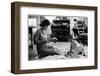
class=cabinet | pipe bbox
[51,19,70,42]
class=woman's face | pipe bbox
[43,25,49,29]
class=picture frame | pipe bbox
[11,2,98,74]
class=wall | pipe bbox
[0,0,100,76]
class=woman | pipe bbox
[34,19,60,58]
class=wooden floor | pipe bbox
[53,42,70,52]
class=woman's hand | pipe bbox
[48,37,57,42]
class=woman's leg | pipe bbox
[46,47,60,55]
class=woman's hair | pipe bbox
[40,19,50,27]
